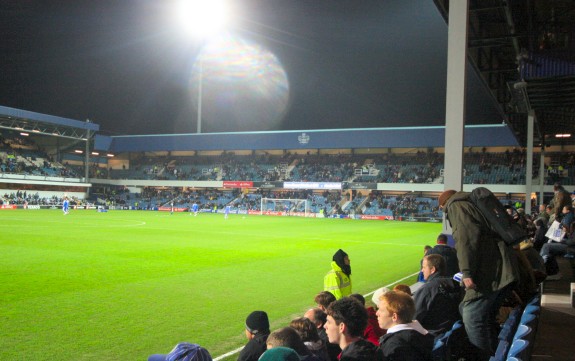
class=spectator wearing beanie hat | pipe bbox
[238,311,271,361]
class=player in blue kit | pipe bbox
[62,196,69,215]
[191,202,199,216]
[224,205,231,219]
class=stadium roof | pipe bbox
[0,105,99,140]
[434,0,575,147]
[98,124,519,153]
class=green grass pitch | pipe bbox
[0,209,442,360]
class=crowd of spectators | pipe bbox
[2,128,574,185]
[0,130,78,178]
[1,189,83,206]
[97,149,575,185]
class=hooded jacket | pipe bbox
[379,328,434,361]
[324,250,352,299]
[324,261,352,299]
[444,191,518,302]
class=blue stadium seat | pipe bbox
[523,304,540,316]
[431,320,466,361]
[513,324,532,342]
[519,309,540,338]
[499,307,522,342]
[520,312,536,327]
[451,320,463,332]
[491,339,510,361]
[507,339,529,359]
[527,293,541,307]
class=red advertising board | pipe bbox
[158,207,188,212]
[359,215,394,220]
[223,181,254,188]
[0,205,17,210]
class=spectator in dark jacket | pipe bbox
[440,190,518,360]
[238,311,270,361]
[532,218,548,251]
[427,234,460,277]
[413,254,463,336]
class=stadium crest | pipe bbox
[298,132,310,144]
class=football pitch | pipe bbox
[0,209,442,360]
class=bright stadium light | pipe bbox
[174,0,231,39]
[173,0,232,133]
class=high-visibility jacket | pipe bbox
[324,261,352,299]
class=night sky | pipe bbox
[0,0,502,136]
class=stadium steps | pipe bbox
[531,257,575,360]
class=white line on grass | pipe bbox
[212,271,420,361]
[4,218,147,228]
[287,238,425,247]
[213,347,245,361]
[348,241,425,247]
[363,271,420,297]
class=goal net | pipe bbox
[260,198,309,217]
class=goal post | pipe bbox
[260,198,309,217]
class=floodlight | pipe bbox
[175,0,230,39]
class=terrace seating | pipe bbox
[485,290,545,361]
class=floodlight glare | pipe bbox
[175,0,230,39]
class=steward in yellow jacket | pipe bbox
[324,249,352,299]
